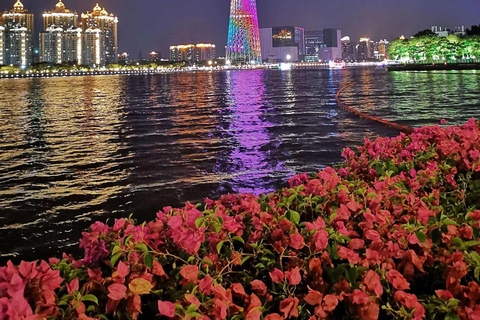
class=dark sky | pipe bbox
[3,0,480,58]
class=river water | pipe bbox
[1,68,480,262]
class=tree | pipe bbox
[413,29,436,38]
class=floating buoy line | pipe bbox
[335,83,414,134]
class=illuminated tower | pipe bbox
[226,0,261,65]
[2,0,34,68]
[40,0,81,64]
[81,3,118,64]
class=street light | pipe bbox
[286,54,291,61]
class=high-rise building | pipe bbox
[83,28,104,66]
[357,37,375,60]
[226,0,261,64]
[81,3,118,64]
[2,0,34,67]
[149,51,160,62]
[40,0,80,64]
[118,52,129,65]
[170,43,216,63]
[319,28,342,61]
[305,30,324,62]
[377,39,390,60]
[43,0,77,30]
[341,36,356,61]
[194,44,215,62]
[0,26,4,65]
[259,26,304,62]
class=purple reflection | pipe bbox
[217,70,284,194]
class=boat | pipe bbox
[328,60,346,69]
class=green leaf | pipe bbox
[135,244,149,253]
[346,267,358,286]
[217,241,225,254]
[187,305,197,313]
[445,312,460,320]
[287,210,300,225]
[474,267,480,281]
[464,240,480,248]
[415,231,426,243]
[452,237,463,248]
[470,252,480,265]
[81,294,99,305]
[241,256,251,265]
[232,236,245,244]
[431,228,442,244]
[144,253,154,269]
[442,218,457,226]
[112,245,121,255]
[195,217,206,228]
[110,252,123,267]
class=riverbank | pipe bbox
[386,62,480,71]
[1,119,480,319]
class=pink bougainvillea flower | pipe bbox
[158,300,175,318]
[108,283,127,301]
[285,267,301,286]
[180,265,199,282]
[269,268,284,284]
[199,275,213,295]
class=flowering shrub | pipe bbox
[2,119,480,320]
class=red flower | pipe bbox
[213,299,228,320]
[279,297,299,318]
[251,280,267,296]
[180,265,199,282]
[304,289,323,306]
[269,268,284,284]
[289,231,304,250]
[108,283,127,301]
[158,300,175,318]
[363,270,383,297]
[117,260,129,278]
[387,270,410,290]
[265,314,283,320]
[435,290,454,301]
[231,283,247,297]
[152,260,167,277]
[199,275,213,295]
[285,267,301,286]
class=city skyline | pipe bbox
[0,0,478,58]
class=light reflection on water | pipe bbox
[0,68,479,262]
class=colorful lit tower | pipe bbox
[226,0,261,65]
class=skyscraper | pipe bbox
[40,0,80,64]
[2,0,34,67]
[81,3,118,64]
[226,0,261,64]
[43,0,77,30]
[305,30,324,62]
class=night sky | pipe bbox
[1,0,479,58]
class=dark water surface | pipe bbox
[1,68,480,262]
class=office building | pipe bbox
[259,26,305,62]
[170,43,216,63]
[318,28,342,61]
[304,30,324,62]
[2,0,34,67]
[81,3,118,64]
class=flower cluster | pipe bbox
[1,119,480,320]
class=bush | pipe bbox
[1,119,480,320]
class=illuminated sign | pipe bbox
[272,27,297,47]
